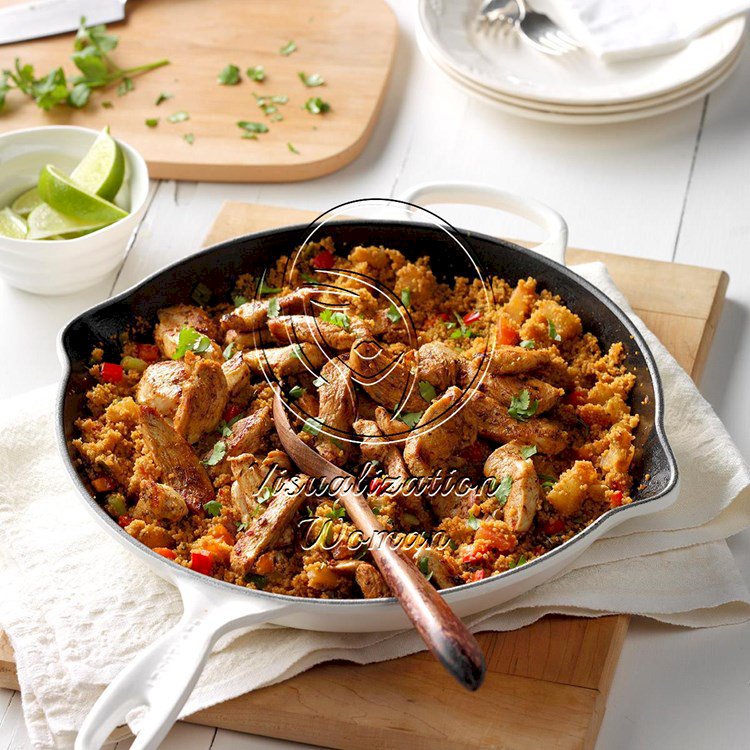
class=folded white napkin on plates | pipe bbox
[536,0,749,61]
[1,262,749,749]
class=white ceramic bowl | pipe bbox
[0,126,149,296]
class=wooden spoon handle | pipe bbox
[342,490,486,691]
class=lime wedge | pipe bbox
[0,207,28,239]
[11,187,43,218]
[70,128,126,202]
[26,202,108,241]
[38,165,128,226]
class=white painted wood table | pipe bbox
[1,2,749,748]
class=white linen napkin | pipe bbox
[536,0,749,61]
[0,262,748,749]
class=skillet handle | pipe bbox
[398,181,568,265]
[74,581,287,750]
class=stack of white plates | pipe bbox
[417,0,745,124]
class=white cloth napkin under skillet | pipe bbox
[1,262,749,749]
[536,0,749,61]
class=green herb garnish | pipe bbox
[223,342,236,360]
[467,513,480,531]
[287,142,300,154]
[233,294,249,306]
[312,376,326,388]
[246,65,265,81]
[183,133,195,145]
[258,486,275,504]
[386,304,400,323]
[319,308,350,330]
[520,444,538,459]
[101,100,113,108]
[302,417,324,436]
[548,319,562,342]
[508,555,527,569]
[145,117,158,128]
[288,385,306,399]
[155,91,172,105]
[203,499,222,516]
[267,297,280,319]
[520,340,536,349]
[449,311,475,340]
[117,76,133,96]
[167,110,189,123]
[245,573,267,588]
[539,474,557,490]
[401,288,411,308]
[280,40,297,56]
[417,556,433,581]
[191,282,211,305]
[326,503,346,520]
[298,71,325,87]
[218,63,240,85]
[203,442,227,467]
[258,278,281,295]
[398,411,423,429]
[291,344,304,360]
[304,96,330,114]
[172,326,211,359]
[492,476,512,507]
[419,380,436,402]
[508,389,539,422]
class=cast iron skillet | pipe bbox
[61,212,678,750]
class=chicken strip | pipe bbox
[488,346,563,376]
[469,392,567,455]
[355,562,391,598]
[135,360,187,418]
[225,406,273,457]
[231,475,308,574]
[224,328,276,349]
[154,305,221,360]
[479,373,563,415]
[139,406,214,514]
[349,340,426,412]
[228,452,284,522]
[417,341,462,392]
[172,354,229,444]
[220,288,316,332]
[403,386,477,476]
[267,315,357,351]
[132,480,189,522]
[315,357,356,466]
[243,342,325,378]
[222,353,250,397]
[483,442,541,534]
[375,406,410,438]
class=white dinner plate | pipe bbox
[420,34,742,124]
[418,0,745,106]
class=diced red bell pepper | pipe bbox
[223,404,242,423]
[470,569,487,582]
[190,549,214,575]
[117,515,132,528]
[541,518,565,535]
[100,362,124,384]
[462,547,484,565]
[610,490,624,508]
[136,343,160,362]
[311,250,335,270]
[369,477,384,495]
[153,547,176,560]
[565,389,588,407]
[463,310,481,325]
[92,475,116,493]
[498,318,520,346]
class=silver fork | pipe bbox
[477,0,582,55]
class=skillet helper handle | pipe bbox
[398,181,568,265]
[342,490,486,692]
[75,583,286,750]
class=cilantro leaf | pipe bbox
[467,513,480,531]
[304,96,330,114]
[520,444,537,459]
[203,499,223,516]
[386,304,400,323]
[117,76,133,96]
[218,64,240,85]
[326,503,346,520]
[520,340,536,349]
[267,297,280,319]
[223,342,236,360]
[492,475,512,507]
[203,441,227,467]
[171,326,211,359]
[288,385,306,399]
[183,133,195,145]
[145,117,159,128]
[539,473,557,490]
[319,308,350,330]
[258,278,281,294]
[287,142,300,154]
[302,417,324,437]
[508,389,539,422]
[246,65,265,82]
[417,556,433,581]
[280,40,297,56]
[167,110,189,123]
[155,91,172,105]
[401,288,411,308]
[419,380,436,402]
[449,311,475,340]
[398,411,423,429]
[548,319,562,342]
[298,71,325,87]
[237,120,269,136]
[290,344,304,360]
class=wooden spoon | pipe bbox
[272,389,486,691]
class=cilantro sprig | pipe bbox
[172,327,211,360]
[319,308,350,330]
[492,476,513,507]
[508,389,539,422]
[218,64,241,85]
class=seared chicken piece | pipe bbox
[349,340,427,412]
[417,341,462,392]
[479,374,564,415]
[413,547,463,589]
[483,442,541,534]
[132,480,189,522]
[374,406,410,437]
[231,475,308,574]
[172,354,228,444]
[220,288,316,332]
[355,562,391,598]
[139,406,214,514]
[315,357,356,466]
[135,360,187,418]
[243,342,325,378]
[154,305,221,360]
[470,392,567,455]
[403,386,477,476]
[225,406,273,457]
[488,346,562,376]
[222,353,250,397]
[228,454,270,521]
[224,328,276,349]
[267,315,357,351]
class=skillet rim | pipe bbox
[56,220,679,608]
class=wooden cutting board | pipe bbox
[0,0,396,182]
[0,202,729,749]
